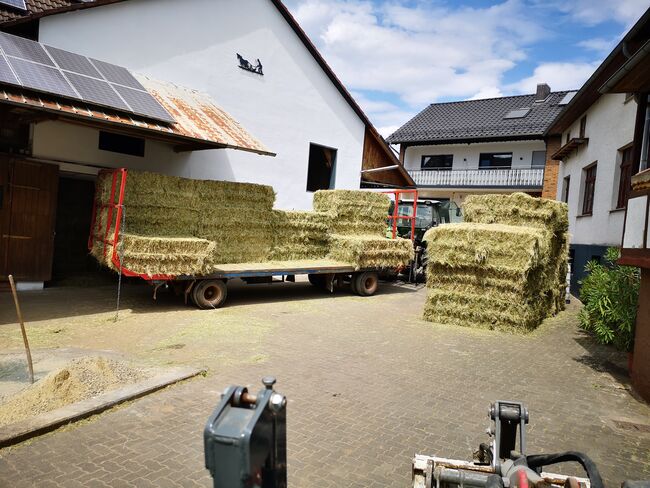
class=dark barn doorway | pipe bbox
[52,176,112,285]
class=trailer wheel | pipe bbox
[354,271,379,296]
[192,280,227,309]
[307,274,325,288]
[350,274,359,294]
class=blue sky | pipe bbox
[284,0,650,136]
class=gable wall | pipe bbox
[37,0,366,210]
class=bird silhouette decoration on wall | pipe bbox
[236,53,264,75]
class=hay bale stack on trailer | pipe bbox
[90,169,413,307]
[314,190,413,270]
[423,193,568,332]
[91,170,277,276]
[270,210,333,261]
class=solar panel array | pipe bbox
[0,32,175,124]
[0,0,26,11]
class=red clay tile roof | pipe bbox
[0,0,124,25]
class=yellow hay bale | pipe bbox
[91,173,411,275]
[327,234,413,270]
[463,192,569,233]
[424,223,551,273]
[313,190,390,237]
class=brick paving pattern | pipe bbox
[1,282,649,487]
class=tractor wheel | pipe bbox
[308,274,325,288]
[192,280,228,309]
[354,271,379,296]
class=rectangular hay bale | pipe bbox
[327,234,413,270]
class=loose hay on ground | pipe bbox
[0,357,150,427]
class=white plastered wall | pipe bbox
[403,140,546,171]
[556,93,637,246]
[38,0,367,210]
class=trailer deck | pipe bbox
[177,259,356,280]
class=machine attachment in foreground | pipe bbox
[412,400,600,488]
[204,377,287,488]
[204,384,646,488]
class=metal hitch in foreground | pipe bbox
[412,400,604,488]
[204,376,287,488]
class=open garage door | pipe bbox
[0,157,59,283]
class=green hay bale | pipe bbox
[426,266,544,297]
[422,221,562,332]
[327,234,413,270]
[423,290,545,332]
[92,234,214,276]
[91,172,405,275]
[270,210,332,260]
[424,223,551,274]
[463,192,568,233]
[421,192,570,332]
[313,190,390,237]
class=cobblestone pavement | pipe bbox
[0,281,649,487]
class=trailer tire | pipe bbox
[354,271,379,296]
[350,274,359,294]
[192,280,227,309]
[307,274,325,288]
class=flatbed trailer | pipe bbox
[165,259,387,309]
[88,169,397,309]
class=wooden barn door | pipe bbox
[0,157,59,282]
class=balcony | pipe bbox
[408,167,545,189]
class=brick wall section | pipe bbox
[542,135,562,199]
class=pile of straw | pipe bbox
[423,193,569,332]
[91,171,411,276]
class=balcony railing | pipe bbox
[408,167,544,189]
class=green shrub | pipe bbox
[578,248,639,351]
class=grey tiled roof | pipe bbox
[387,91,572,144]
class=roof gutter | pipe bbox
[599,39,650,94]
[545,8,650,136]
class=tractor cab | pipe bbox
[388,199,462,242]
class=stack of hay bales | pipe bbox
[91,170,276,276]
[423,193,568,332]
[270,210,333,261]
[193,179,276,266]
[91,170,413,276]
[314,190,414,269]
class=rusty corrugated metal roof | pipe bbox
[0,74,274,155]
[136,75,273,155]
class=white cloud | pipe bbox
[290,0,549,132]
[469,87,505,100]
[542,0,650,27]
[577,36,620,54]
[287,0,645,137]
[507,61,600,94]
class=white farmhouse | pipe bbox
[545,12,646,295]
[387,84,573,217]
[0,0,412,287]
